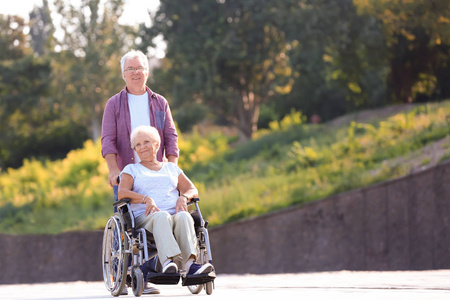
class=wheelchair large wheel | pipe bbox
[102,213,129,297]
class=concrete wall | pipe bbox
[1,161,449,284]
[210,160,450,274]
[0,231,104,284]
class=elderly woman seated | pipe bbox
[118,125,214,276]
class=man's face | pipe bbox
[123,57,149,94]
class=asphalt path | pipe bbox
[1,270,450,300]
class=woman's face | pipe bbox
[133,132,159,160]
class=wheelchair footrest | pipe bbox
[147,272,181,285]
[181,271,216,286]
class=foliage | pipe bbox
[0,1,139,169]
[1,0,450,170]
[0,101,448,234]
[1,0,450,233]
[29,0,55,56]
[0,140,111,234]
[177,126,232,171]
[278,0,389,122]
[196,101,450,226]
[145,0,294,141]
[0,15,29,59]
[0,14,84,169]
[142,0,449,131]
[52,0,137,140]
[353,0,450,102]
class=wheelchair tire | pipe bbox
[131,267,144,297]
[102,213,129,297]
[187,283,203,294]
[205,281,213,295]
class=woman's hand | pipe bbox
[175,195,188,214]
[144,197,160,216]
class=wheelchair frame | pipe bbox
[102,197,215,297]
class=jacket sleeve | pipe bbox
[163,100,180,158]
[101,97,118,158]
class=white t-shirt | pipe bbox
[128,92,151,163]
[120,162,183,217]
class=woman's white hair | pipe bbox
[130,125,161,149]
[120,50,149,75]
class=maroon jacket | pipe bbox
[101,86,179,170]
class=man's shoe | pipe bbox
[162,261,178,273]
[120,286,128,295]
[187,262,213,275]
[143,283,160,294]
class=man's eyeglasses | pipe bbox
[124,67,146,73]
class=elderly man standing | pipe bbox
[101,50,180,295]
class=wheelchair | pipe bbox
[102,197,215,297]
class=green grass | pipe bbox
[0,101,449,234]
[188,101,450,226]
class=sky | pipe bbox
[1,0,160,26]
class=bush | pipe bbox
[0,101,448,234]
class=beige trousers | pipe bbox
[135,211,197,266]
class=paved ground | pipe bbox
[1,270,450,300]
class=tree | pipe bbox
[29,0,55,56]
[217,1,294,141]
[53,0,137,140]
[0,14,86,170]
[142,0,449,133]
[0,15,29,60]
[146,0,293,141]
[271,0,390,122]
[354,0,450,102]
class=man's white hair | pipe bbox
[120,49,149,74]
[130,125,161,149]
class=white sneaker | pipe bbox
[143,283,160,294]
[162,261,178,273]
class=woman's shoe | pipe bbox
[162,261,178,273]
[187,262,213,275]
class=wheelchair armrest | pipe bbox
[115,197,199,207]
[187,197,200,205]
[114,198,131,207]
